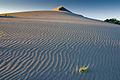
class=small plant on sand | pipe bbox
[79,64,89,72]
[104,18,120,25]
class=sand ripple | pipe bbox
[0,14,120,80]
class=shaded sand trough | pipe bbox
[0,8,120,80]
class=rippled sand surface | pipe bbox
[0,11,120,80]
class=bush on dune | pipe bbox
[104,18,120,25]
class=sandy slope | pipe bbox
[0,11,120,80]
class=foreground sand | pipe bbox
[0,11,120,80]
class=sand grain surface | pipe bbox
[0,11,120,80]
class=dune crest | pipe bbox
[51,6,71,12]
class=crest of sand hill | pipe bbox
[51,6,71,12]
[8,6,85,19]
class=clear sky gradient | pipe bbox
[0,0,120,20]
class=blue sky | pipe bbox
[0,0,120,20]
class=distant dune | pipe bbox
[0,6,120,80]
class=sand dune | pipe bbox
[0,10,120,80]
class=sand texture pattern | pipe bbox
[0,11,120,80]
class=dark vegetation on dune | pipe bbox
[0,14,15,18]
[104,18,120,25]
[0,14,9,16]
